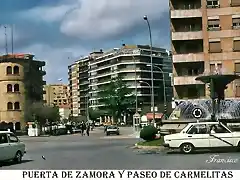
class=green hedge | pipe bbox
[140,125,158,141]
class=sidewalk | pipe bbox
[18,128,103,140]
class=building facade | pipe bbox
[43,84,70,107]
[0,54,46,130]
[88,44,173,114]
[68,52,103,117]
[170,0,240,100]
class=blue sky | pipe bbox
[0,0,170,83]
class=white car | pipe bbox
[106,126,120,136]
[0,131,26,163]
[163,122,240,154]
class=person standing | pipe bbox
[86,124,90,136]
[81,123,85,136]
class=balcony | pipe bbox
[171,9,202,18]
[208,29,240,39]
[173,53,204,63]
[174,76,204,85]
[173,39,204,55]
[172,31,203,40]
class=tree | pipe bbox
[88,108,100,121]
[25,102,60,125]
[98,77,135,122]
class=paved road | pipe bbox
[1,127,240,169]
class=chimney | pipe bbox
[100,49,103,53]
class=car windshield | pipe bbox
[108,126,117,129]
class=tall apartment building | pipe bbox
[170,0,240,100]
[43,84,70,107]
[0,53,46,130]
[68,52,103,117]
[88,44,173,113]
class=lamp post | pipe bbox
[133,55,138,133]
[139,81,151,124]
[86,94,89,122]
[143,15,155,124]
[146,64,167,115]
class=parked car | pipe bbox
[0,131,26,163]
[163,122,240,154]
[106,125,120,136]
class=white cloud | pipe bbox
[18,0,168,40]
[18,4,76,23]
[60,0,168,39]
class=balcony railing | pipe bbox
[171,9,202,18]
[173,53,204,63]
[172,31,203,40]
[174,76,204,85]
[91,48,167,65]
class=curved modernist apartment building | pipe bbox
[88,45,173,113]
[69,45,173,117]
[0,54,46,130]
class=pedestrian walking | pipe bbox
[81,123,85,136]
[86,125,90,136]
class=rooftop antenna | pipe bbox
[4,26,8,55]
[11,25,14,54]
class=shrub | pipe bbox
[140,125,158,141]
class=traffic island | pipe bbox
[134,138,165,151]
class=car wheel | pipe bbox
[180,143,194,154]
[106,133,109,136]
[13,151,22,164]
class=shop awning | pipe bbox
[146,113,163,120]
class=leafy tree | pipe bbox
[98,77,135,122]
[88,108,100,121]
[25,102,60,125]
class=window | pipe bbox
[13,66,19,75]
[208,19,220,30]
[7,84,12,92]
[235,63,240,74]
[210,64,222,73]
[7,102,13,110]
[207,0,219,8]
[231,0,240,7]
[236,84,240,97]
[14,84,19,92]
[209,41,222,53]
[210,124,230,133]
[233,40,240,51]
[232,18,240,29]
[14,102,20,110]
[6,66,12,75]
[0,134,8,144]
[187,124,208,134]
[8,133,19,143]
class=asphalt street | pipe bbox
[1,127,240,169]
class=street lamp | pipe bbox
[146,64,167,115]
[143,15,155,124]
